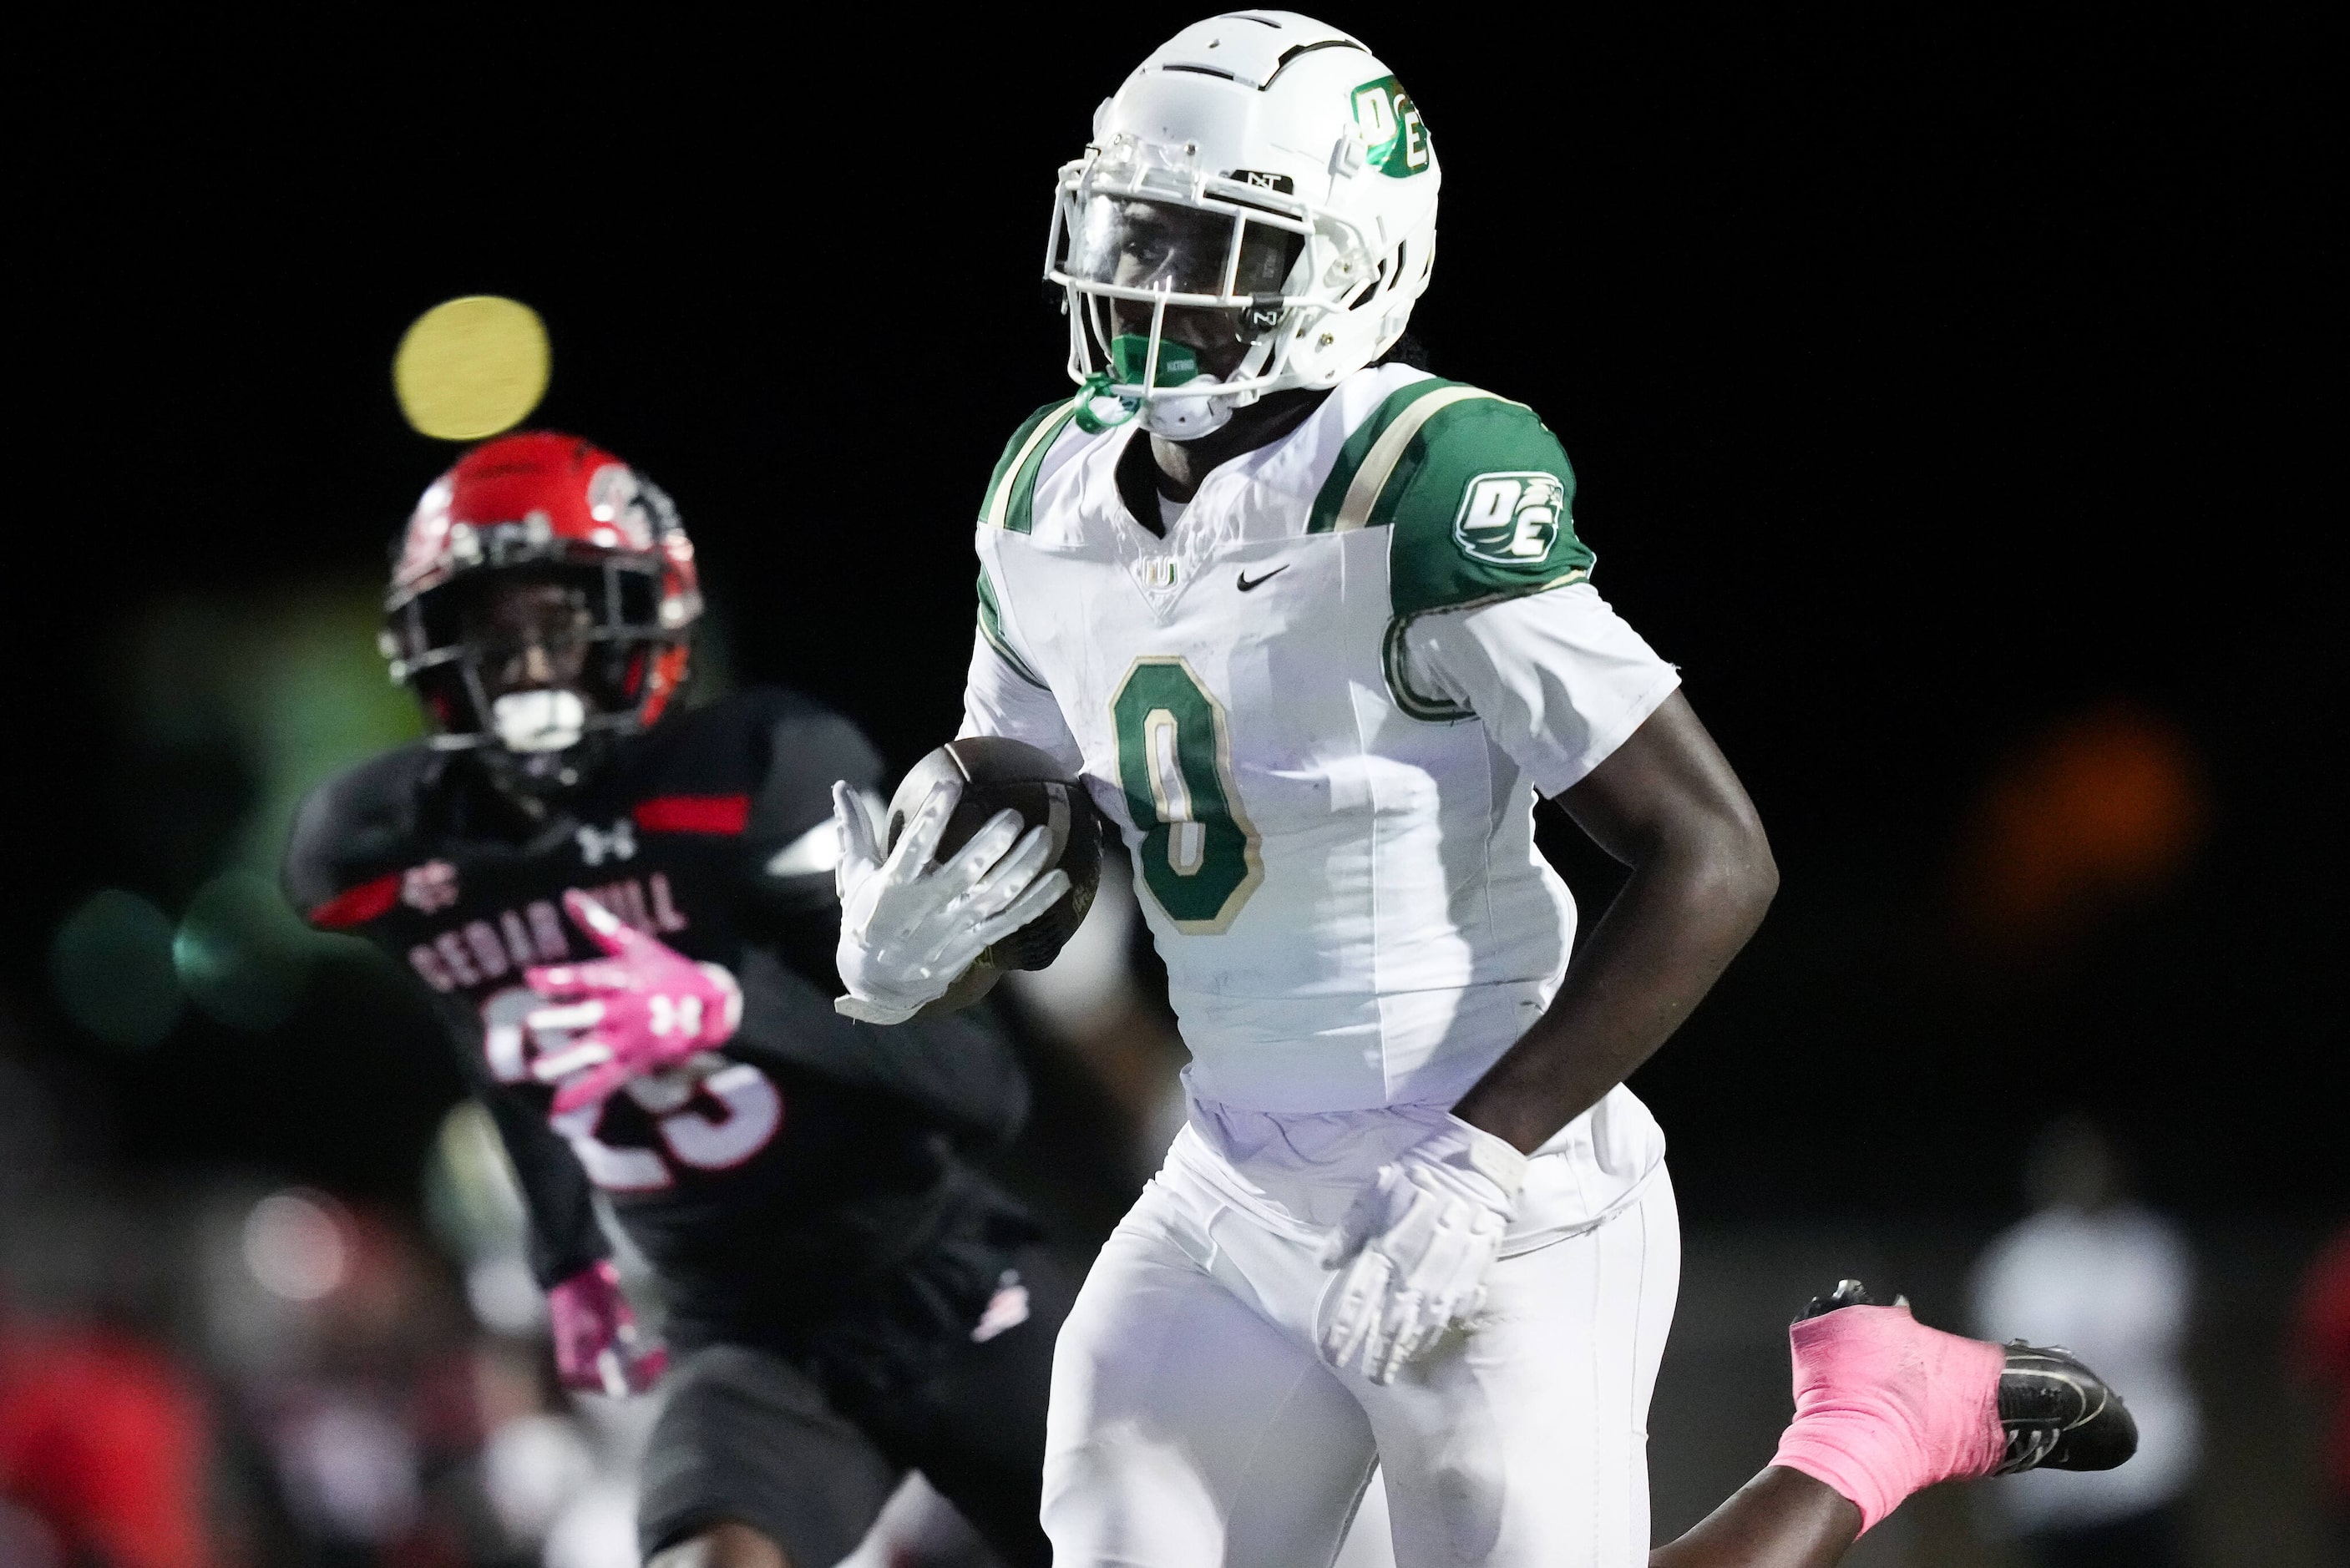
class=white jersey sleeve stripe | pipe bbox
[985,401,1081,531]
[1330,386,1503,531]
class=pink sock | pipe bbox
[1766,1304,2005,1533]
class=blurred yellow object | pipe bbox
[393,295,550,439]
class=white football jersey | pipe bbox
[961,363,1679,1149]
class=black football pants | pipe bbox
[637,1242,1076,1568]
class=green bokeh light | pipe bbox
[174,871,320,1031]
[52,890,185,1048]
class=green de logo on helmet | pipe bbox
[1352,76,1430,178]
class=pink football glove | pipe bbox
[526,889,743,1115]
[546,1258,667,1396]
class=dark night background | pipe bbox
[6,6,2332,1222]
[4,11,2342,1565]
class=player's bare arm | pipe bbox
[1651,1467,1861,1568]
[1452,690,1777,1153]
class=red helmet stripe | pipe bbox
[308,872,403,929]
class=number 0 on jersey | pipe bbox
[1110,657,1263,933]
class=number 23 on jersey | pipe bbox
[480,986,781,1191]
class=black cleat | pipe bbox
[1795,1279,2139,1476]
[1796,1277,1907,1319]
[1992,1341,2137,1474]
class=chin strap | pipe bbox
[1073,371,1141,435]
[1076,321,1285,438]
[1076,331,1205,432]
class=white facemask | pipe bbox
[492,689,587,753]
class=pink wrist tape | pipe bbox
[1768,1304,2004,1532]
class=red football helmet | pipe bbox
[382,432,701,779]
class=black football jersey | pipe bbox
[282,688,1032,1353]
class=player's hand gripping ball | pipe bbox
[884,739,1103,970]
[831,739,1101,1024]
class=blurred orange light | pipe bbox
[1956,704,2206,953]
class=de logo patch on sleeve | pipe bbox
[1452,472,1566,564]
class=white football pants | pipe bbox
[1041,1132,1679,1567]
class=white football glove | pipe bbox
[830,777,1071,1024]
[1317,1115,1530,1384]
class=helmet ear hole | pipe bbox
[1348,251,1402,311]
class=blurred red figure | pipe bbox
[2296,1226,2350,1550]
[0,1311,212,1568]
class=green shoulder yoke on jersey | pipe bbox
[1308,379,1594,721]
[980,397,1084,534]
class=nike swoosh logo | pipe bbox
[1236,565,1289,592]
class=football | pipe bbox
[884,736,1102,971]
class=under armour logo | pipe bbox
[576,820,638,867]
[647,994,705,1038]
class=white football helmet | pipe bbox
[1046,12,1441,438]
